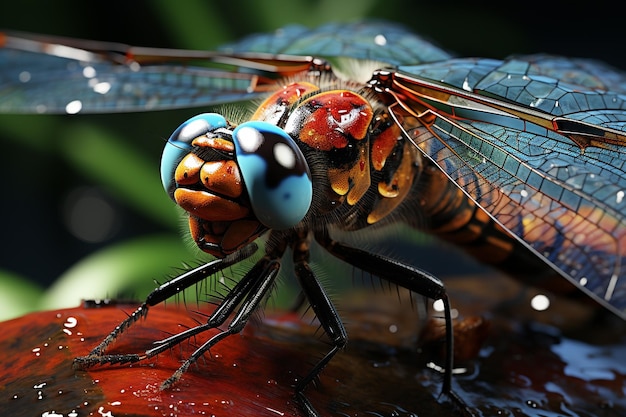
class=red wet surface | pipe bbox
[1,276,625,417]
[1,303,311,417]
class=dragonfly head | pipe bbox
[161,113,313,257]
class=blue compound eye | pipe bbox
[160,113,227,198]
[233,121,313,230]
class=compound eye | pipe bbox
[233,121,312,230]
[160,113,227,198]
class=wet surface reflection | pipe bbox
[0,271,624,416]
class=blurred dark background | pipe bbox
[0,0,622,318]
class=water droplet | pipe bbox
[530,294,550,311]
[82,66,96,78]
[18,71,31,83]
[65,100,82,114]
[97,406,114,417]
[64,317,78,328]
[374,34,387,46]
[526,399,539,408]
[93,82,111,94]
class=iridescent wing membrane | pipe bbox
[0,22,449,114]
[388,56,626,317]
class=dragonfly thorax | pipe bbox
[257,81,423,229]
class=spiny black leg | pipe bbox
[145,256,279,358]
[78,254,276,369]
[148,256,274,352]
[146,243,258,306]
[315,230,453,394]
[73,244,258,369]
[160,258,281,389]
[292,256,347,417]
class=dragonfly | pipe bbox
[1,21,626,416]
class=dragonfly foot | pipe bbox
[73,353,143,369]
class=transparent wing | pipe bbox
[388,55,626,317]
[0,21,450,114]
[0,32,305,114]
[0,48,264,114]
[219,21,451,66]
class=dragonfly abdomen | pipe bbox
[409,160,580,294]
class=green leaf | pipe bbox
[41,234,202,310]
[0,270,44,321]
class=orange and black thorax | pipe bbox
[252,80,424,231]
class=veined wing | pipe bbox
[0,21,450,114]
[219,21,451,66]
[386,55,626,317]
[0,31,308,114]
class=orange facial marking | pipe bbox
[221,220,263,253]
[175,153,204,185]
[192,136,235,152]
[200,160,243,198]
[174,188,249,221]
[187,217,223,257]
[209,221,230,236]
[187,216,205,243]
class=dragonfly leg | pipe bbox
[73,243,258,369]
[314,230,453,394]
[160,257,281,389]
[292,249,347,417]
[144,254,279,354]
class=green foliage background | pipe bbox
[0,0,621,320]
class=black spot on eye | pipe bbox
[253,131,308,189]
